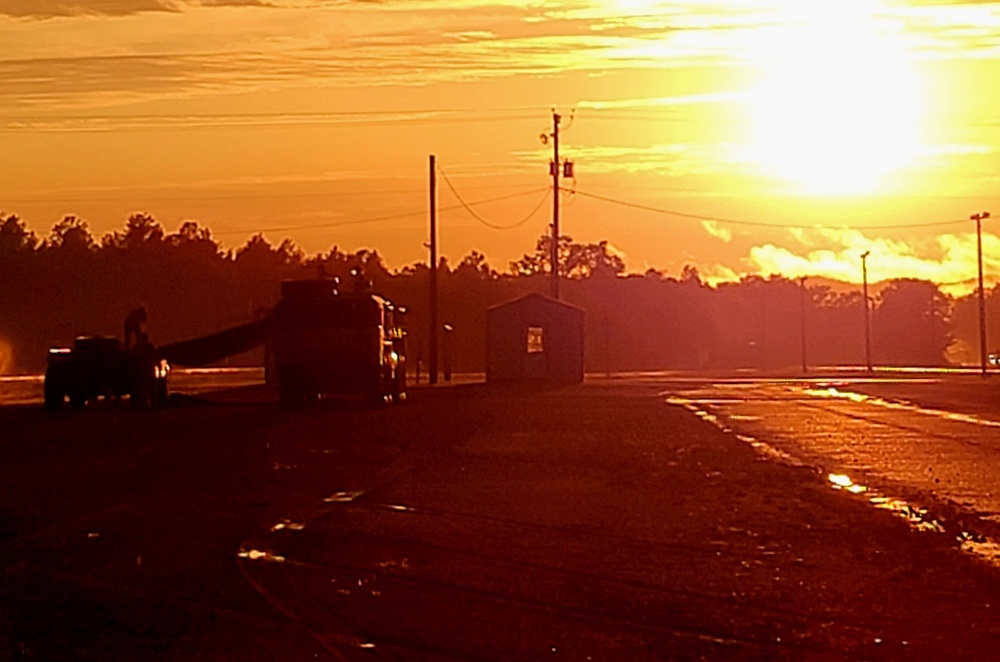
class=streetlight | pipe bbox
[972,211,991,376]
[442,323,454,382]
[861,251,873,375]
[800,276,808,374]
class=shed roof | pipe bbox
[487,292,584,313]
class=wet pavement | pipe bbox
[661,376,1000,565]
[5,373,1000,659]
[235,377,1000,659]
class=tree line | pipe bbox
[1,211,994,375]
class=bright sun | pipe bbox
[746,3,923,195]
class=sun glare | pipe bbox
[746,3,923,195]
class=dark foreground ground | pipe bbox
[2,379,1000,660]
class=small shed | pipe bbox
[486,293,584,383]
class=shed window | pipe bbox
[527,326,544,353]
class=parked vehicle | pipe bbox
[44,335,168,410]
[270,279,407,406]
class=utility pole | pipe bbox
[800,276,808,374]
[861,251,873,375]
[429,155,439,385]
[550,111,561,299]
[972,210,991,376]
[539,110,574,299]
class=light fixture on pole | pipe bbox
[861,251,873,375]
[971,211,991,376]
[800,276,808,374]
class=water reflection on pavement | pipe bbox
[663,377,1000,565]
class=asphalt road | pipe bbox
[4,372,1000,659]
[664,375,1000,562]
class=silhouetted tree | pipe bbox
[680,264,703,286]
[509,234,571,276]
[0,214,37,255]
[510,234,623,278]
[0,210,979,375]
[565,240,625,278]
[45,215,96,254]
[103,212,165,249]
[873,279,952,365]
[455,250,497,280]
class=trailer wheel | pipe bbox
[390,367,406,404]
[43,368,65,411]
[153,378,168,408]
[279,369,306,408]
[69,388,86,410]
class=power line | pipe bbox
[569,188,975,230]
[211,187,547,237]
[438,166,549,230]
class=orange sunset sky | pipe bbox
[1,1,999,293]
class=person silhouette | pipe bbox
[124,306,147,351]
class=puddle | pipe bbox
[869,496,945,533]
[665,396,744,406]
[961,538,1000,561]
[238,548,286,563]
[270,520,306,532]
[828,473,868,495]
[324,490,365,503]
[376,558,411,571]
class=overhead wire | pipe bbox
[568,188,976,231]
[212,187,547,237]
[438,165,549,230]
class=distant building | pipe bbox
[486,293,584,383]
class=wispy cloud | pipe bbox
[743,226,999,295]
[0,0,270,19]
[1,1,998,113]
[702,219,732,243]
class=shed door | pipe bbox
[525,325,546,378]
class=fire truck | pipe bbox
[269,279,407,406]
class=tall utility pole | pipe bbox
[972,210,991,376]
[429,155,439,385]
[800,276,808,374]
[861,251,873,375]
[549,111,561,299]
